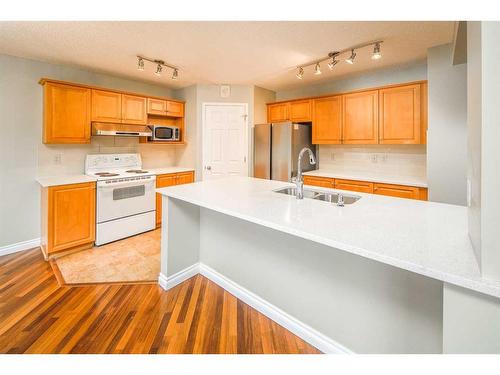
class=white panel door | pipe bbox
[203,103,248,180]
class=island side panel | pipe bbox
[443,283,500,353]
[199,207,443,354]
[161,197,200,277]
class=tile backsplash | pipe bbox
[317,144,427,179]
[37,136,178,177]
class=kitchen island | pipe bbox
[157,176,500,354]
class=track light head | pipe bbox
[314,63,322,75]
[328,57,338,70]
[372,42,382,60]
[137,57,145,71]
[296,67,304,80]
[345,49,356,65]
[155,64,163,76]
[172,68,178,80]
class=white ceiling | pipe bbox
[0,21,455,91]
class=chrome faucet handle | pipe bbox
[337,193,345,207]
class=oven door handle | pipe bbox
[98,179,155,189]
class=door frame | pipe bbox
[201,102,249,181]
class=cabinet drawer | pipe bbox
[334,179,374,193]
[303,175,334,188]
[373,183,420,199]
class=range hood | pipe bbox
[91,122,152,137]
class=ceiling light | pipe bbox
[345,49,356,65]
[155,64,163,76]
[314,63,322,75]
[172,68,178,80]
[137,57,145,71]
[328,57,338,70]
[372,42,382,60]
[296,67,304,79]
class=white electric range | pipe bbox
[85,153,156,245]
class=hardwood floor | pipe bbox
[0,249,320,354]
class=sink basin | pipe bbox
[274,187,361,205]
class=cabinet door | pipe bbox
[312,96,342,144]
[48,182,95,254]
[166,101,184,117]
[334,179,374,193]
[91,90,122,123]
[267,103,289,122]
[373,183,420,200]
[379,84,421,144]
[43,82,91,144]
[147,98,167,115]
[122,94,147,124]
[176,171,195,185]
[303,176,334,188]
[290,100,312,122]
[155,174,178,227]
[343,90,379,144]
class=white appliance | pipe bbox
[85,153,156,246]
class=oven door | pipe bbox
[154,126,174,140]
[97,177,156,223]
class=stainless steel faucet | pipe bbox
[293,147,316,199]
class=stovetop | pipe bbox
[85,153,156,181]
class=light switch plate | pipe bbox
[220,85,231,98]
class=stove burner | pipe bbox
[95,172,120,177]
[126,170,149,174]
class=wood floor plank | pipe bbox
[0,248,321,354]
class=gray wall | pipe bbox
[275,62,427,100]
[427,44,467,205]
[0,53,174,248]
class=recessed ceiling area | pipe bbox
[0,21,455,91]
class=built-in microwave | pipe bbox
[148,125,180,141]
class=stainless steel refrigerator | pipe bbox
[253,122,317,182]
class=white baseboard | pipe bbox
[0,238,40,257]
[158,262,200,291]
[158,262,353,353]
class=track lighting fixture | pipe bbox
[314,63,322,75]
[294,41,383,79]
[136,55,180,80]
[372,42,382,60]
[345,49,356,65]
[155,64,163,76]
[137,57,145,71]
[296,67,304,79]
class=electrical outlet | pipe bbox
[380,153,388,163]
[330,152,335,161]
[370,154,378,163]
[54,154,62,165]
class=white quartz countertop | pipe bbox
[36,167,195,187]
[303,169,428,188]
[157,176,500,299]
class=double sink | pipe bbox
[274,187,361,205]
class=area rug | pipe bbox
[54,229,160,284]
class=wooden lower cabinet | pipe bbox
[41,182,96,259]
[373,183,427,201]
[156,171,195,226]
[334,179,374,193]
[303,175,334,188]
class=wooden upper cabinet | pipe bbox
[121,94,147,124]
[334,179,374,193]
[43,82,91,144]
[312,96,342,144]
[147,98,167,115]
[91,89,122,123]
[343,90,379,144]
[379,84,421,144]
[268,103,289,122]
[290,100,312,122]
[46,182,95,254]
[166,101,184,117]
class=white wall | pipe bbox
[427,44,467,205]
[0,53,178,248]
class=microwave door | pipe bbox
[155,127,173,140]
